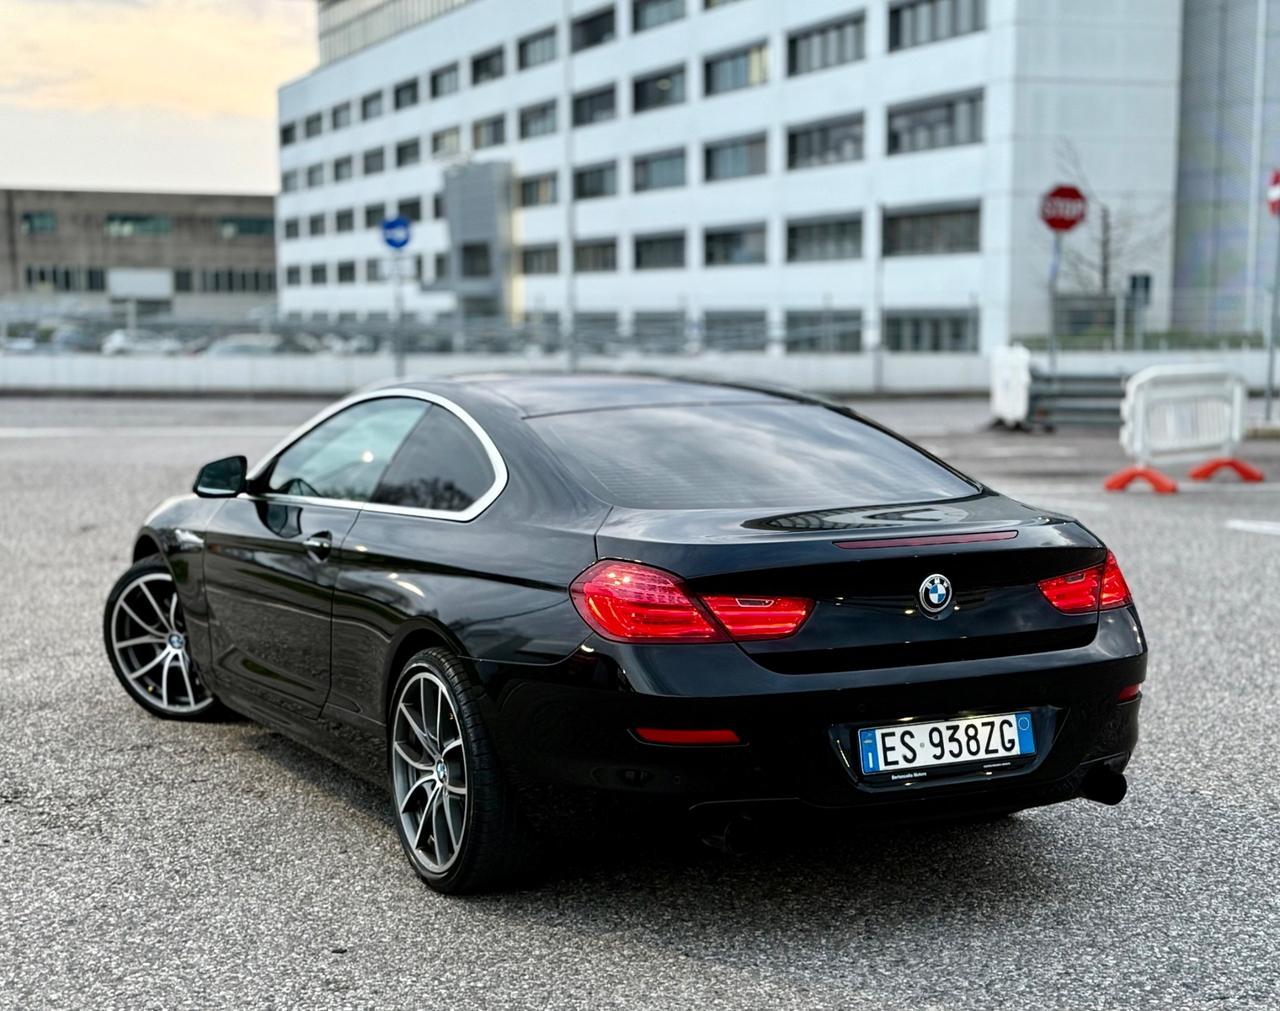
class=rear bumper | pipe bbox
[489,647,1145,816]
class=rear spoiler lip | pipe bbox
[833,530,1020,551]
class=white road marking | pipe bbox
[0,426,282,439]
[1225,519,1280,537]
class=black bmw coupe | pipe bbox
[103,375,1146,893]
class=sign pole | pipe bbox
[393,248,406,380]
[1048,231,1061,380]
[1040,184,1087,383]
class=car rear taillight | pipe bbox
[570,561,812,644]
[1038,551,1133,614]
[699,595,812,641]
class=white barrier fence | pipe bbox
[2,348,1279,399]
[1105,365,1264,493]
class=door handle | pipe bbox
[303,532,333,560]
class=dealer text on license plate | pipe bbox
[858,712,1035,775]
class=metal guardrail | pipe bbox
[990,346,1127,429]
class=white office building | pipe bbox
[276,0,1184,352]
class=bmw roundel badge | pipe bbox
[918,573,953,614]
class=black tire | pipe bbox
[387,646,533,894]
[103,557,224,720]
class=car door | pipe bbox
[202,396,429,717]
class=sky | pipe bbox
[0,0,317,194]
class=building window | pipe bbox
[330,156,352,182]
[361,90,383,120]
[883,205,980,254]
[519,100,558,138]
[397,198,422,222]
[472,114,506,149]
[518,172,558,207]
[520,244,559,274]
[705,311,768,350]
[472,47,505,84]
[331,102,351,130]
[363,147,386,174]
[633,65,685,112]
[285,266,302,287]
[786,310,863,351]
[396,139,421,168]
[887,91,983,154]
[363,258,383,283]
[432,126,461,156]
[104,214,172,237]
[572,85,616,127]
[335,209,355,233]
[393,77,419,109]
[304,113,322,138]
[574,162,617,200]
[435,253,449,278]
[461,243,492,277]
[169,269,191,293]
[283,218,300,239]
[574,239,617,272]
[634,232,685,269]
[433,193,445,219]
[337,261,356,284]
[282,170,298,192]
[308,213,326,236]
[19,211,56,235]
[218,216,274,239]
[634,0,684,31]
[306,163,325,187]
[705,42,767,95]
[310,264,328,285]
[519,27,557,68]
[280,123,296,146]
[883,310,979,351]
[789,15,864,76]
[788,115,864,169]
[705,0,744,7]
[889,0,986,51]
[787,215,862,261]
[365,203,386,228]
[704,224,766,265]
[431,63,459,97]
[705,133,766,182]
[572,8,616,51]
[633,148,685,191]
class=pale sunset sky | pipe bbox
[0,0,318,193]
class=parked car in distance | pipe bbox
[101,329,183,356]
[50,324,102,354]
[102,375,1146,894]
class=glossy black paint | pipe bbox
[129,375,1147,818]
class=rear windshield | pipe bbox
[529,403,978,510]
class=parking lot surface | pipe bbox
[1,394,1278,1010]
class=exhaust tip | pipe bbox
[1081,766,1128,806]
[698,814,757,856]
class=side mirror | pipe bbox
[193,455,247,498]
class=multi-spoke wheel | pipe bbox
[388,647,532,894]
[103,557,218,719]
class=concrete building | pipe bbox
[277,0,1184,351]
[0,189,277,321]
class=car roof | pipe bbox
[409,373,804,417]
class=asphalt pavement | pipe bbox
[1,394,1278,1011]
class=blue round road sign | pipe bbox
[382,216,411,249]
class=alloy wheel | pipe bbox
[391,669,469,875]
[108,571,213,715]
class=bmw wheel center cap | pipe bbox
[918,573,953,614]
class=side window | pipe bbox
[266,398,427,502]
[372,405,497,513]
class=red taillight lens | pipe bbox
[1038,551,1133,614]
[1100,551,1133,610]
[633,727,741,745]
[571,561,725,643]
[570,561,813,643]
[699,595,812,640]
[1038,566,1102,614]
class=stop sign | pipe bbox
[1041,185,1087,232]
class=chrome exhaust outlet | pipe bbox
[698,814,757,856]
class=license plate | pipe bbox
[858,712,1035,776]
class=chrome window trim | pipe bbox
[245,387,509,523]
